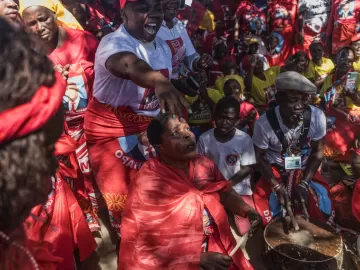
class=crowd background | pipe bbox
[0,0,360,269]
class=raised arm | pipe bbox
[106,52,190,116]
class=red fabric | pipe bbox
[324,109,360,161]
[49,28,101,232]
[211,0,236,30]
[353,180,360,222]
[0,72,65,145]
[48,28,98,99]
[1,239,62,270]
[326,0,360,54]
[239,101,259,135]
[234,195,254,236]
[120,0,137,8]
[24,175,97,269]
[86,3,111,31]
[330,182,360,230]
[84,98,154,236]
[351,32,360,42]
[236,1,266,33]
[118,155,253,270]
[184,1,207,35]
[253,168,332,225]
[267,0,298,64]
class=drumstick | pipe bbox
[286,202,300,231]
[229,239,243,257]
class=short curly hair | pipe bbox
[0,17,57,265]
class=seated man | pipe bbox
[197,97,256,236]
[119,114,262,270]
[252,71,333,225]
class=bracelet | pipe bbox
[299,180,309,189]
[272,183,282,192]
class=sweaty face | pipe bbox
[277,90,310,121]
[163,0,179,21]
[215,107,238,135]
[310,44,324,63]
[337,49,355,74]
[123,0,163,42]
[159,117,196,161]
[22,6,58,43]
[296,54,309,73]
[352,40,360,57]
[0,0,19,21]
[224,83,241,101]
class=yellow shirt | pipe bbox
[251,66,281,106]
[304,58,335,81]
[320,73,360,111]
[186,88,222,124]
[353,58,360,72]
[214,75,245,96]
[199,10,215,32]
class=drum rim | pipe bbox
[264,217,343,263]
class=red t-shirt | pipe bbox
[87,3,111,31]
[236,1,266,33]
[48,29,98,101]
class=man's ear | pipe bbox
[120,8,128,24]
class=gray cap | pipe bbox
[275,71,317,94]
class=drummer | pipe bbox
[252,71,333,226]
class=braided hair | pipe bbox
[0,17,58,268]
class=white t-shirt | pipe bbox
[157,18,198,79]
[197,128,256,195]
[252,105,326,168]
[298,0,331,34]
[93,25,172,116]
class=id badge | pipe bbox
[285,156,302,170]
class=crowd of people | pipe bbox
[0,0,360,269]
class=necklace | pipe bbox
[0,231,40,270]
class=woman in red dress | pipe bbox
[0,17,65,270]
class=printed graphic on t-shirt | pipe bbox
[271,5,292,30]
[63,63,89,112]
[190,100,212,122]
[115,131,156,170]
[139,69,169,111]
[338,0,355,20]
[225,154,239,166]
[265,85,277,105]
[165,38,186,74]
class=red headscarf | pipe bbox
[0,72,66,145]
[120,0,137,8]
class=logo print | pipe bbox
[226,154,238,166]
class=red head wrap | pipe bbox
[120,0,138,8]
[0,72,66,145]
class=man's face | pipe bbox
[296,54,309,73]
[162,0,179,21]
[224,82,241,101]
[337,49,355,74]
[22,6,58,43]
[159,117,197,161]
[277,90,310,122]
[123,0,164,42]
[352,40,360,57]
[270,36,278,50]
[0,0,19,22]
[254,19,262,30]
[215,107,239,135]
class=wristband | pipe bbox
[272,183,282,192]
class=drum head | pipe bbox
[264,216,343,264]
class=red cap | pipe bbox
[120,0,137,8]
[351,33,360,43]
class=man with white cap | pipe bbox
[251,71,333,226]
